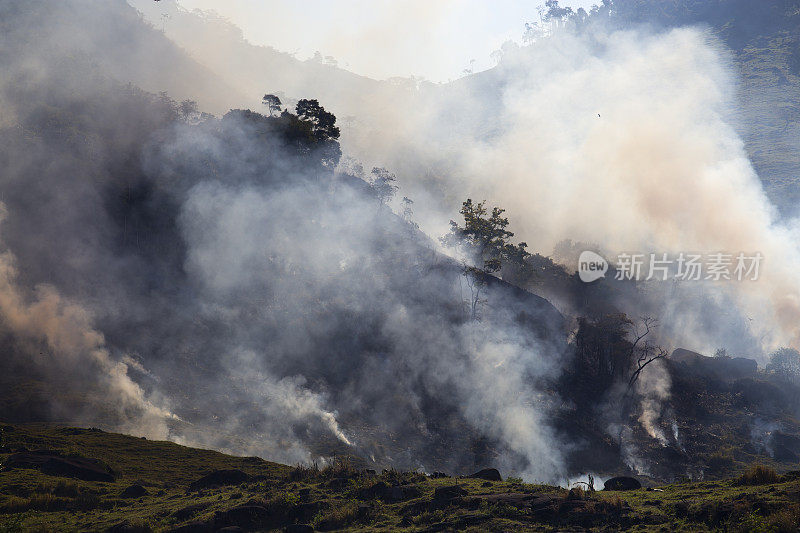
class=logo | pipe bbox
[578,251,608,283]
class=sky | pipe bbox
[176,0,599,81]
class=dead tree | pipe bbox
[625,316,668,395]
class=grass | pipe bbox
[2,423,800,531]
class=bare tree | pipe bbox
[625,316,668,393]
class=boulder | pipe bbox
[433,485,468,500]
[388,484,422,501]
[120,484,149,498]
[3,450,115,482]
[212,505,271,530]
[358,481,389,500]
[468,468,501,481]
[188,469,250,491]
[603,476,641,491]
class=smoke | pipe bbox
[6,0,800,482]
[0,206,173,437]
[635,358,670,445]
[325,24,800,360]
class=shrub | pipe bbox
[768,505,800,533]
[288,462,320,482]
[319,456,359,479]
[264,490,301,514]
[312,500,359,530]
[707,449,735,473]
[737,464,779,485]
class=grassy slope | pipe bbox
[1,424,799,532]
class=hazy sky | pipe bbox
[176,0,599,81]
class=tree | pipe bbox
[569,314,666,403]
[262,94,282,116]
[295,99,341,167]
[369,167,398,205]
[443,199,529,274]
[766,348,800,382]
[442,199,531,319]
[177,99,198,122]
[295,99,340,141]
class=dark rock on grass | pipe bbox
[468,468,501,481]
[324,477,349,490]
[433,485,468,500]
[120,484,149,498]
[188,469,250,491]
[290,501,323,522]
[773,444,799,462]
[213,505,271,530]
[284,525,314,533]
[356,504,371,518]
[3,450,115,482]
[604,476,641,491]
[389,484,422,501]
[358,481,389,500]
[358,481,420,501]
[429,471,448,478]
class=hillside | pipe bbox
[2,423,800,532]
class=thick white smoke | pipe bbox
[337,26,800,358]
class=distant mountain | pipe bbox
[0,0,247,114]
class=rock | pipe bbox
[188,469,250,491]
[388,484,422,501]
[120,484,149,498]
[603,476,641,491]
[358,481,389,500]
[284,525,314,533]
[433,485,467,500]
[290,501,322,522]
[773,444,799,463]
[364,469,377,476]
[213,505,271,530]
[468,468,501,481]
[567,488,585,500]
[325,477,349,490]
[472,492,540,507]
[429,471,449,478]
[3,450,115,482]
